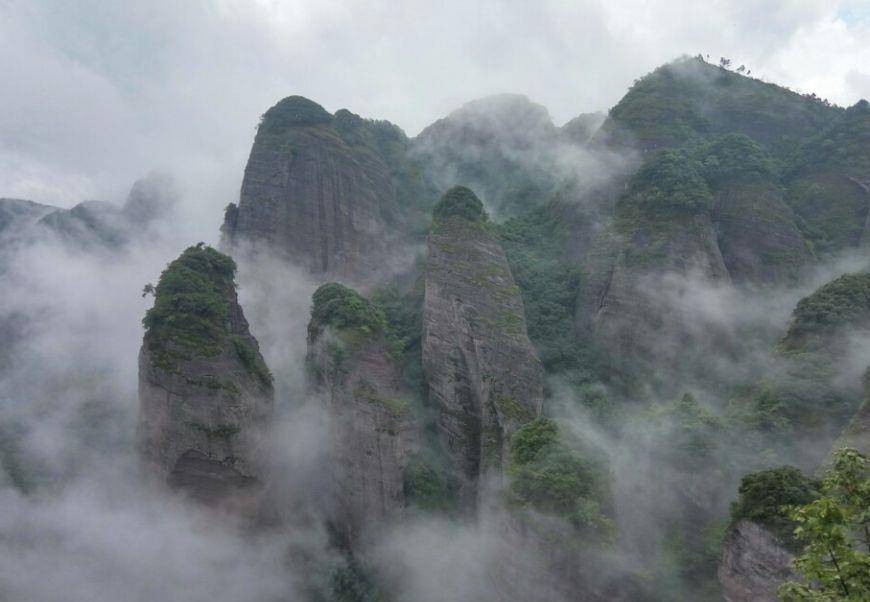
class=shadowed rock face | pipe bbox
[222,96,422,285]
[718,520,796,602]
[422,186,543,508]
[138,245,273,514]
[305,282,419,543]
[712,180,811,287]
[577,162,731,391]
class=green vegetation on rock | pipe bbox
[432,185,488,224]
[730,465,819,547]
[309,283,387,340]
[142,244,237,371]
[507,417,613,539]
[231,335,273,387]
[627,149,713,216]
[604,56,841,156]
[258,95,333,135]
[403,456,457,513]
[781,272,870,353]
[697,134,778,187]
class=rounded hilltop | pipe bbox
[432,186,488,223]
[259,95,333,135]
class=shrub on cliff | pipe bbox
[730,465,819,547]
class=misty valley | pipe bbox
[2,55,870,601]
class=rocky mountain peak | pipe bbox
[138,244,273,515]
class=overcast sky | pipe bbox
[2,0,869,225]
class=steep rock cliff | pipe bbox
[305,282,419,543]
[578,150,730,390]
[422,186,543,508]
[718,520,796,602]
[138,245,273,513]
[702,134,811,287]
[222,96,432,284]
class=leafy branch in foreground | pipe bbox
[778,447,870,601]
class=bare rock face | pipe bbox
[305,282,419,542]
[718,520,796,602]
[222,96,428,285]
[422,186,543,508]
[138,245,273,513]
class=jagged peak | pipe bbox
[432,186,488,223]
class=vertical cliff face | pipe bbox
[702,134,812,287]
[718,520,796,602]
[138,245,273,513]
[305,282,419,542]
[222,96,430,285]
[579,151,730,389]
[422,186,543,508]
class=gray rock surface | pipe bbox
[422,187,543,508]
[138,246,273,515]
[718,519,796,602]
[306,284,419,542]
[580,209,731,388]
[222,96,423,285]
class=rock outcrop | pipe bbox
[578,150,730,390]
[422,186,543,508]
[138,244,273,514]
[718,520,796,602]
[305,282,419,543]
[222,96,431,285]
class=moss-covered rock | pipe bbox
[142,244,238,371]
[309,282,387,340]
